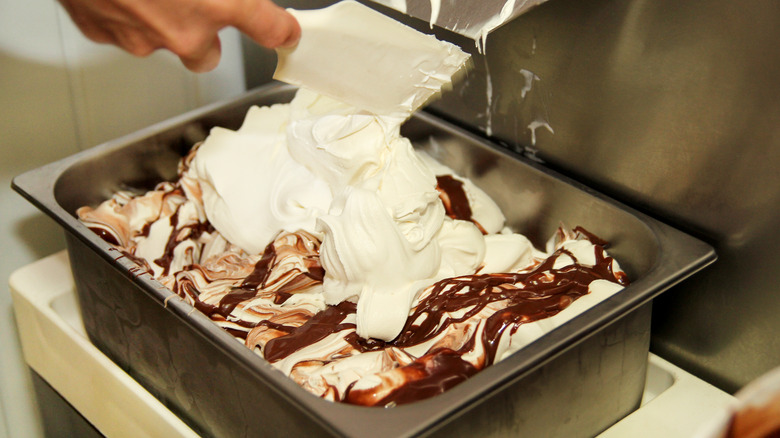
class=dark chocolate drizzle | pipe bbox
[216,242,277,316]
[436,175,487,234]
[263,301,357,363]
[168,231,326,330]
[219,236,628,407]
[152,209,181,276]
[89,227,120,246]
[393,245,627,368]
[573,226,609,247]
[90,183,627,407]
[152,202,214,277]
[436,175,472,222]
[344,348,479,407]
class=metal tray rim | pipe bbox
[11,83,717,438]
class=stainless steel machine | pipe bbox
[244,0,780,394]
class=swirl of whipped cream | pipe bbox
[318,186,442,341]
[183,88,545,342]
[188,103,332,255]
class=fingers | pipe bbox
[57,0,293,72]
[57,0,123,45]
[178,35,223,73]
[232,0,301,49]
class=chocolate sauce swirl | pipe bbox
[344,348,479,407]
[264,301,357,363]
[436,175,487,234]
[225,235,628,407]
[86,173,627,408]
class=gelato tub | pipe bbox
[13,83,715,437]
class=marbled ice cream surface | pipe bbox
[77,88,629,406]
[187,88,526,342]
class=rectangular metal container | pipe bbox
[12,83,715,438]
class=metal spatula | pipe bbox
[273,0,470,118]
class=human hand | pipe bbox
[57,0,301,72]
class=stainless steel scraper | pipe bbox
[273,0,470,118]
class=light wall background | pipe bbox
[0,0,246,435]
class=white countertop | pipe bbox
[9,251,736,437]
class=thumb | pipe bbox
[233,0,301,49]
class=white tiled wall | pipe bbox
[0,0,246,435]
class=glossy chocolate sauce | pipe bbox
[216,242,277,316]
[152,203,214,276]
[214,232,626,406]
[176,232,324,320]
[89,227,120,246]
[436,175,487,234]
[344,348,479,407]
[264,301,357,363]
[92,192,626,406]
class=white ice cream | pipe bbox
[187,88,534,341]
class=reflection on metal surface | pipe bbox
[424,0,780,392]
[243,0,780,393]
[365,0,549,43]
